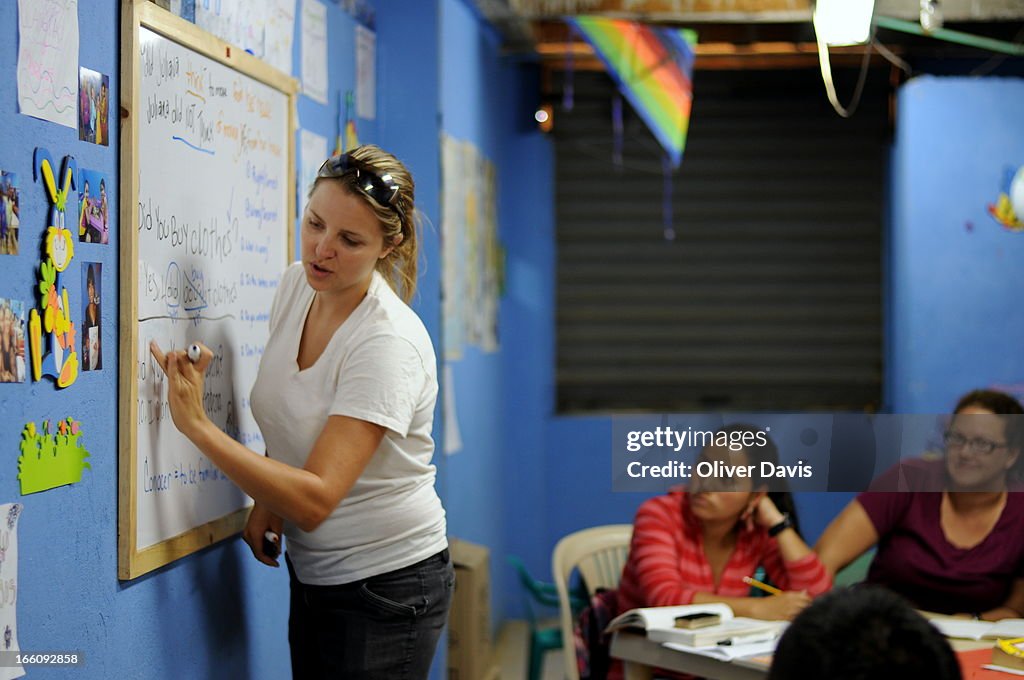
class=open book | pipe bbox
[930,618,1024,641]
[605,603,783,648]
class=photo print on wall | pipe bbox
[0,171,19,256]
[78,169,109,244]
[78,68,109,147]
[0,298,26,383]
[81,262,101,371]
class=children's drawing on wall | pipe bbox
[78,68,109,147]
[16,0,79,129]
[30,149,79,388]
[987,165,1024,232]
[18,419,91,495]
[0,299,26,384]
[81,263,101,371]
[0,172,19,256]
[78,170,109,244]
[0,503,24,680]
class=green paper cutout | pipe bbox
[17,418,92,495]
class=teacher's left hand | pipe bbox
[149,340,214,437]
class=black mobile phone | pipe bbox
[674,612,721,629]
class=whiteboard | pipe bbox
[119,2,296,579]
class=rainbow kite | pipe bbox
[569,17,697,168]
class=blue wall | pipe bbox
[0,1,452,677]
[375,1,445,676]
[889,76,1024,412]
[438,0,556,622]
[5,1,1024,676]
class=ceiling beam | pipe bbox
[472,0,538,51]
[509,0,1024,22]
[509,0,811,22]
[536,39,888,71]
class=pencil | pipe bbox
[743,575,783,596]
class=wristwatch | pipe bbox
[768,513,793,537]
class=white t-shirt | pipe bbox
[250,262,446,585]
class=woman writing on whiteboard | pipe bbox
[150,144,451,679]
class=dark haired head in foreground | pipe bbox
[768,587,962,680]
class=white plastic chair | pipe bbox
[552,524,633,680]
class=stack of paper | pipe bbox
[648,617,784,648]
[664,637,780,662]
[605,603,784,648]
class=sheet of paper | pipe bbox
[196,0,267,58]
[981,665,1024,676]
[989,620,1024,639]
[301,0,328,104]
[664,637,779,662]
[16,0,79,128]
[443,363,463,455]
[264,0,296,75]
[440,135,465,360]
[440,135,502,359]
[0,504,24,680]
[930,618,993,640]
[299,128,327,211]
[355,25,375,120]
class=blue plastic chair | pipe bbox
[509,555,586,680]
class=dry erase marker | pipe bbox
[187,344,201,363]
[263,531,280,558]
[743,575,783,596]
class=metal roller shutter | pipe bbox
[555,68,888,412]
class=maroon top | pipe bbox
[858,460,1024,614]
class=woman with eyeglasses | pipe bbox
[150,144,452,678]
[816,389,1024,619]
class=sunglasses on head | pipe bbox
[317,153,402,217]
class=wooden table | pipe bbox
[611,631,771,680]
[611,625,992,680]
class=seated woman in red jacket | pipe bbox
[618,424,832,622]
[816,389,1024,620]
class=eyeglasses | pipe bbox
[943,431,1008,456]
[317,153,403,218]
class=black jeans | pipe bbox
[286,549,454,679]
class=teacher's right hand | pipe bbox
[149,340,214,439]
[244,501,284,567]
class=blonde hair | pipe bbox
[309,144,419,303]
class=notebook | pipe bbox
[604,603,734,635]
[931,618,1024,641]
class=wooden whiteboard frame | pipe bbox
[119,0,297,580]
